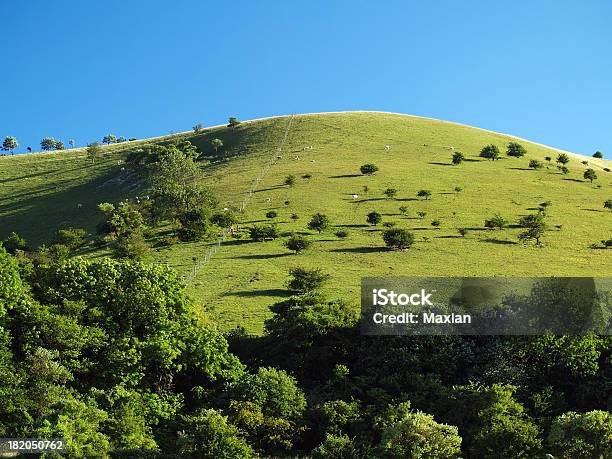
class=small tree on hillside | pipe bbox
[518,213,547,246]
[399,206,408,215]
[556,153,570,165]
[593,151,603,159]
[86,142,102,163]
[288,267,329,293]
[360,163,379,175]
[529,159,543,170]
[458,228,468,237]
[417,189,432,200]
[193,123,203,133]
[284,175,296,187]
[211,138,223,152]
[417,211,427,219]
[480,144,501,160]
[228,117,240,127]
[266,210,278,219]
[40,137,58,151]
[383,188,398,199]
[2,136,19,154]
[367,211,382,226]
[452,151,465,165]
[545,156,552,162]
[485,214,507,230]
[249,225,278,241]
[102,134,117,145]
[383,228,415,250]
[507,142,527,157]
[583,168,597,183]
[308,213,330,233]
[558,165,570,175]
[285,234,311,254]
[604,199,612,211]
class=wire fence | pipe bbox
[184,114,294,284]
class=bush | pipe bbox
[366,211,382,225]
[399,206,408,215]
[302,173,312,179]
[308,213,330,233]
[290,213,299,220]
[593,151,603,158]
[545,156,552,162]
[360,163,379,175]
[485,214,506,230]
[547,410,611,459]
[383,228,415,250]
[178,206,211,241]
[210,210,237,228]
[529,159,543,169]
[284,175,296,186]
[249,225,278,241]
[601,239,612,248]
[383,188,398,199]
[313,434,359,459]
[556,153,570,165]
[417,211,427,219]
[454,186,463,193]
[506,142,527,157]
[116,231,149,259]
[2,232,28,254]
[452,151,465,164]
[334,230,349,238]
[288,267,330,293]
[604,199,612,211]
[458,228,468,237]
[417,189,432,200]
[230,367,306,420]
[558,165,570,174]
[431,219,441,228]
[479,144,500,160]
[228,117,240,127]
[285,235,311,254]
[211,138,223,152]
[266,210,278,219]
[53,228,88,250]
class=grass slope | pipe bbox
[1,112,611,333]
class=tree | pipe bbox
[249,225,278,241]
[458,228,468,237]
[558,165,570,175]
[604,199,612,211]
[210,210,238,228]
[360,163,379,175]
[452,151,465,164]
[313,434,359,459]
[377,403,462,459]
[266,210,278,219]
[584,168,597,183]
[193,123,203,133]
[102,134,117,145]
[431,219,441,228]
[479,144,500,160]
[593,151,603,159]
[284,175,296,187]
[308,213,330,233]
[52,228,87,250]
[383,188,398,199]
[228,117,240,127]
[54,140,65,150]
[40,137,59,151]
[2,136,18,154]
[547,410,611,459]
[285,235,310,254]
[417,189,432,200]
[506,142,527,157]
[518,213,547,246]
[1,232,28,254]
[399,206,408,215]
[86,142,101,163]
[556,153,570,165]
[178,206,211,241]
[230,367,306,420]
[334,229,349,238]
[545,156,552,162]
[288,267,329,293]
[178,408,254,458]
[68,139,75,148]
[454,186,463,193]
[485,214,506,230]
[383,228,415,250]
[366,211,382,226]
[529,159,543,169]
[417,211,427,219]
[211,138,223,152]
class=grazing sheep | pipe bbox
[77,203,83,208]
[352,194,359,199]
[265,198,271,203]
[293,155,300,160]
[311,159,316,163]
[223,207,229,211]
[384,145,390,150]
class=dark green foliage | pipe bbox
[52,227,87,250]
[558,165,570,174]
[584,168,597,183]
[417,189,431,200]
[288,267,329,293]
[266,210,278,219]
[366,211,382,225]
[547,410,611,459]
[334,229,349,238]
[398,205,408,215]
[506,142,527,157]
[451,151,464,165]
[86,142,102,162]
[228,117,241,127]
[484,214,506,230]
[431,219,441,227]
[40,137,63,151]
[518,213,547,245]
[604,199,612,210]
[479,144,500,160]
[529,159,543,169]
[458,228,468,237]
[360,163,379,175]
[556,153,570,165]
[1,232,28,254]
[592,151,603,158]
[249,225,278,241]
[284,174,296,186]
[308,213,330,233]
[383,228,415,249]
[178,206,211,241]
[210,210,238,228]
[2,136,19,154]
[383,187,398,199]
[211,138,223,152]
[285,234,311,254]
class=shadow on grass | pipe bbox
[480,238,518,245]
[336,224,369,228]
[464,158,482,162]
[329,174,362,178]
[428,162,453,166]
[436,235,462,239]
[253,185,285,193]
[330,246,381,254]
[226,288,291,298]
[232,253,292,259]
[222,239,253,246]
[509,167,533,171]
[562,178,585,183]
[352,197,385,203]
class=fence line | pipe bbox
[184,114,294,284]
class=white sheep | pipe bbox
[265,198,271,203]
[352,194,359,199]
[77,203,83,208]
[384,145,390,150]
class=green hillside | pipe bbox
[1,111,611,333]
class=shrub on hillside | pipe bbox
[360,163,379,175]
[383,228,415,250]
[507,142,527,157]
[366,211,382,226]
[480,144,500,160]
[285,235,311,254]
[288,267,330,294]
[249,225,278,241]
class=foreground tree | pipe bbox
[547,410,611,459]
[383,228,415,250]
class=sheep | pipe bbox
[77,203,83,208]
[352,194,359,199]
[265,198,271,203]
[293,155,300,160]
[223,207,229,211]
[384,145,390,151]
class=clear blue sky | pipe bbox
[1,0,610,156]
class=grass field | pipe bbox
[1,112,611,333]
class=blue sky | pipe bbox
[1,0,610,156]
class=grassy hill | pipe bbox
[1,111,611,333]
